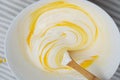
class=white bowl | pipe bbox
[5,0,120,80]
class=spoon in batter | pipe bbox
[62,51,101,80]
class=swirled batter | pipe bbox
[25,0,109,73]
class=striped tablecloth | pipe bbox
[0,0,120,80]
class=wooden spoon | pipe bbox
[62,51,101,80]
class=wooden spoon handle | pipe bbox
[67,60,101,80]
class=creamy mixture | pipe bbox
[25,0,111,73]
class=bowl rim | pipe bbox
[4,0,120,80]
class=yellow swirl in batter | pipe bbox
[26,1,99,72]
